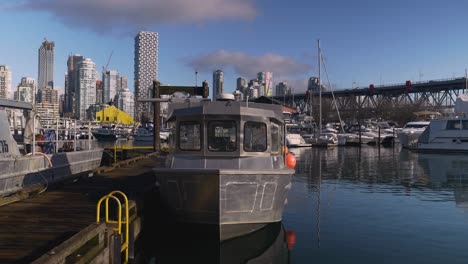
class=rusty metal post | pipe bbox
[153,81,161,153]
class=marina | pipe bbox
[3,1,468,263]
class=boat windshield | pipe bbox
[179,121,201,151]
[403,124,428,129]
[244,121,267,152]
[207,121,237,152]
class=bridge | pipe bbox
[273,77,468,120]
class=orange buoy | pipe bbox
[286,231,296,250]
[286,153,296,169]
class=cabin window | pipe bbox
[244,122,267,152]
[462,121,468,130]
[97,117,101,121]
[446,120,461,130]
[207,121,237,152]
[271,123,280,153]
[179,121,201,151]
[106,117,109,121]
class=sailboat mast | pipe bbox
[318,39,322,134]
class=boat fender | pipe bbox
[456,138,462,144]
[286,153,296,169]
[286,231,296,250]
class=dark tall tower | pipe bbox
[38,39,55,90]
[65,54,83,116]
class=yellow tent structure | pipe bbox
[96,105,134,125]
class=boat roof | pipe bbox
[167,100,284,122]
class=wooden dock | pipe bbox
[0,153,163,263]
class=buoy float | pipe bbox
[286,231,296,250]
[282,145,289,154]
[286,153,296,169]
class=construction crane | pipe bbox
[102,50,114,73]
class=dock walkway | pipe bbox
[0,154,162,263]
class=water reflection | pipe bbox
[284,147,468,263]
[136,221,292,264]
[293,146,468,202]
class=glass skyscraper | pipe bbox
[38,39,54,90]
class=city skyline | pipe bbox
[3,0,468,96]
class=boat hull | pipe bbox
[0,149,103,197]
[92,132,117,141]
[154,168,293,239]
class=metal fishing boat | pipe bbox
[0,99,103,199]
[154,94,296,240]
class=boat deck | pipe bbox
[0,154,162,263]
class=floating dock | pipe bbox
[0,153,162,263]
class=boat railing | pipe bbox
[31,117,99,155]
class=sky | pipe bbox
[2,0,468,97]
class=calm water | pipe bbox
[136,146,468,263]
[286,146,468,264]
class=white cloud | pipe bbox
[186,50,312,78]
[16,0,256,34]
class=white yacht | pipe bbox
[417,117,468,152]
[286,124,311,147]
[397,121,430,149]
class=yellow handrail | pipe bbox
[96,190,130,263]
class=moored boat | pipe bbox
[153,94,296,240]
[397,121,430,149]
[92,126,118,141]
[0,99,103,198]
[417,117,468,153]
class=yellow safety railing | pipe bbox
[96,190,130,263]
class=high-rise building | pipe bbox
[59,94,65,117]
[15,77,35,103]
[257,72,273,96]
[0,65,12,99]
[102,70,119,104]
[95,80,103,105]
[65,54,83,117]
[38,39,55,90]
[119,77,128,91]
[115,86,135,118]
[307,77,321,92]
[276,82,290,96]
[236,77,247,94]
[36,87,59,119]
[134,31,158,122]
[76,58,97,120]
[37,87,58,104]
[213,70,224,100]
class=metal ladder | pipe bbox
[96,190,130,264]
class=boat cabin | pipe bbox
[164,99,286,170]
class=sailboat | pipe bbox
[315,40,339,147]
